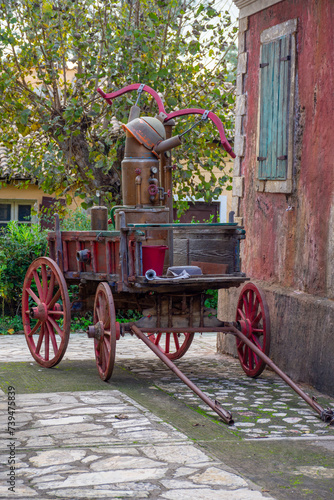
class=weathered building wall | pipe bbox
[241,0,334,296]
[219,0,334,395]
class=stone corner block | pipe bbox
[236,73,243,96]
[234,115,242,137]
[239,17,249,33]
[231,195,240,216]
[237,52,248,75]
[238,31,246,54]
[236,94,247,116]
[233,156,242,177]
[234,135,246,157]
[232,176,245,198]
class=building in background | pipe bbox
[0,144,81,229]
[218,0,334,396]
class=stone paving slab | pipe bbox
[0,389,268,499]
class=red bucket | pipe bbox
[142,245,168,276]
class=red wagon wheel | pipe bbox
[235,283,270,378]
[22,257,71,368]
[148,331,194,360]
[90,282,118,381]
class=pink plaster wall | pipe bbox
[241,0,334,296]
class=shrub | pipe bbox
[60,207,91,231]
[0,222,48,316]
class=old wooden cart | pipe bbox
[21,84,333,425]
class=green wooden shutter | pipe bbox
[258,34,291,180]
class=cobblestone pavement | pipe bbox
[115,335,334,441]
[1,332,334,499]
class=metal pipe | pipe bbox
[229,325,327,418]
[130,324,234,425]
[153,135,182,155]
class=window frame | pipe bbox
[256,19,297,194]
[0,200,37,227]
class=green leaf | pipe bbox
[188,40,200,55]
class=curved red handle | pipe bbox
[164,108,235,158]
[97,84,166,115]
[97,86,235,158]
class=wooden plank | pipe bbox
[173,238,234,265]
[127,222,238,228]
[271,38,280,178]
[191,261,229,274]
[277,34,290,179]
[259,42,270,179]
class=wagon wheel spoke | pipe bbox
[237,307,246,321]
[27,287,41,306]
[32,270,44,302]
[154,332,163,346]
[252,327,264,334]
[35,324,45,355]
[48,310,64,317]
[236,283,270,378]
[173,333,180,351]
[22,257,70,368]
[46,272,55,304]
[165,333,171,354]
[46,320,59,356]
[248,290,254,315]
[250,334,262,350]
[242,294,250,318]
[44,324,49,361]
[250,298,260,322]
[27,320,42,338]
[41,264,48,302]
[48,316,64,339]
[100,343,106,372]
[48,289,62,311]
[149,330,194,360]
[251,309,262,327]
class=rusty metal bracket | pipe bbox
[135,84,145,106]
[201,110,210,121]
[320,408,334,425]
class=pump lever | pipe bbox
[164,108,235,158]
[97,84,167,115]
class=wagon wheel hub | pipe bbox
[30,303,48,322]
[87,320,104,342]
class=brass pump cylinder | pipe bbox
[121,133,160,206]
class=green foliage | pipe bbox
[71,313,93,332]
[60,207,91,231]
[204,289,218,309]
[0,315,24,335]
[0,222,48,315]
[116,309,142,323]
[0,0,237,206]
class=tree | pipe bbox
[0,0,238,208]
